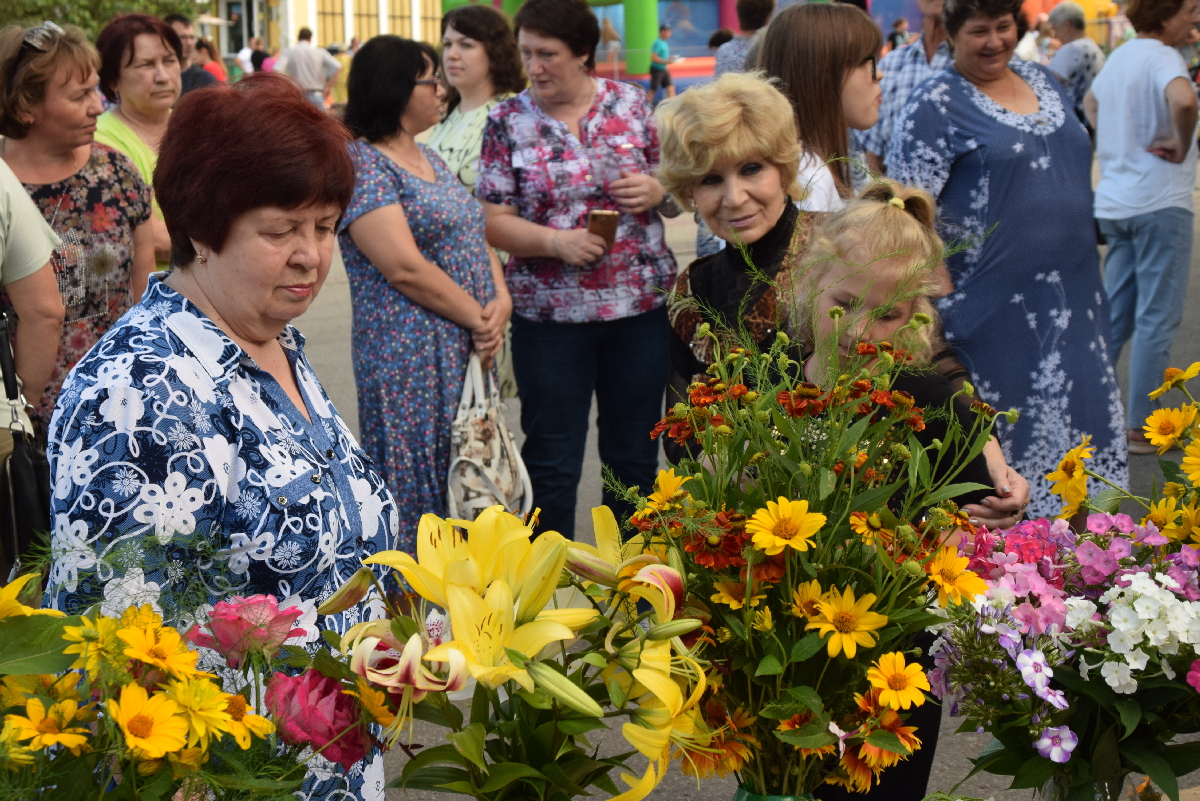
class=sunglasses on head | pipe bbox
[9,21,63,81]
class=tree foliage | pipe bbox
[0,0,199,41]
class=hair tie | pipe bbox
[888,196,905,209]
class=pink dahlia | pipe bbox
[187,594,306,668]
[265,669,370,770]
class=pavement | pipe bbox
[294,202,1200,800]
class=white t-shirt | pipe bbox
[1093,38,1198,218]
[796,150,845,213]
[237,46,254,74]
[0,159,58,286]
[1048,37,1105,112]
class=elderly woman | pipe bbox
[478,0,679,539]
[0,22,154,426]
[95,14,181,267]
[427,4,526,194]
[657,71,1028,529]
[46,75,395,797]
[341,36,507,553]
[886,0,1127,517]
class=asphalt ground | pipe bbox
[294,199,1200,801]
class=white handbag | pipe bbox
[446,353,533,520]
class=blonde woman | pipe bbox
[656,72,1028,529]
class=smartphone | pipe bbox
[587,209,620,250]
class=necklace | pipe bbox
[376,138,430,177]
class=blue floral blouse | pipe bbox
[44,274,397,798]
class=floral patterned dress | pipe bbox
[886,59,1128,516]
[46,276,397,800]
[338,142,495,553]
[3,143,151,427]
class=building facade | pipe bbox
[211,0,442,55]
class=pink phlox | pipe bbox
[1166,564,1200,601]
[1134,522,1169,546]
[1107,537,1132,560]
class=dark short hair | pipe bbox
[708,27,735,48]
[513,0,600,70]
[163,13,192,28]
[96,14,183,101]
[736,0,776,31]
[1127,0,1187,32]
[441,4,526,115]
[298,27,313,40]
[343,36,439,142]
[942,0,1027,38]
[660,23,671,31]
[155,73,355,267]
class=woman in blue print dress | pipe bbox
[886,0,1128,517]
[339,37,508,551]
[46,76,396,800]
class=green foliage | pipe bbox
[0,0,199,41]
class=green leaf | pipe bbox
[818,467,836,500]
[557,718,608,736]
[865,729,911,755]
[1121,741,1179,801]
[278,644,312,669]
[1009,755,1056,790]
[0,614,80,675]
[541,761,589,795]
[961,738,1026,782]
[412,698,464,729]
[389,766,474,792]
[1164,741,1200,777]
[476,762,548,794]
[448,722,489,773]
[922,482,991,507]
[320,628,341,650]
[504,647,531,668]
[1053,666,1118,707]
[578,652,608,669]
[1160,459,1186,486]
[775,729,836,750]
[311,647,350,681]
[755,654,784,677]
[391,616,419,642]
[759,686,822,720]
[1087,488,1125,515]
[849,481,904,513]
[790,632,825,664]
[1114,698,1141,739]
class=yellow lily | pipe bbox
[424,582,575,692]
[0,573,64,620]
[564,506,643,588]
[616,662,711,801]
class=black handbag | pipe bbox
[0,312,52,584]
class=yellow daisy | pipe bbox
[222,694,275,750]
[752,607,774,633]
[790,579,825,619]
[108,683,189,759]
[168,747,207,779]
[1144,497,1183,539]
[849,511,893,546]
[1144,405,1198,454]
[163,677,232,749]
[746,497,826,555]
[119,604,164,630]
[867,652,929,710]
[6,697,91,755]
[710,580,766,610]
[926,547,988,607]
[1184,441,1200,487]
[1179,503,1200,542]
[1045,435,1092,519]
[0,719,34,770]
[806,586,889,658]
[1149,363,1200,400]
[0,572,64,620]
[345,677,396,727]
[646,468,689,511]
[117,625,203,680]
[62,614,123,679]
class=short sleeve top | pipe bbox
[426,95,513,195]
[0,158,58,286]
[476,79,677,323]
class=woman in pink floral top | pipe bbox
[477,0,679,539]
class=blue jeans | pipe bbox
[1100,206,1194,428]
[695,213,723,258]
[510,307,668,540]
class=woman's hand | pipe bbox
[961,441,1031,530]
[554,228,607,266]
[610,169,666,214]
[473,291,512,369]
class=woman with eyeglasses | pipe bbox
[340,36,508,553]
[476,0,679,540]
[758,2,883,212]
[0,22,152,427]
[885,0,1128,518]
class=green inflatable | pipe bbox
[439,0,658,75]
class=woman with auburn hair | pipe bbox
[0,21,149,426]
[427,3,525,194]
[46,74,395,798]
[758,2,883,210]
[94,14,182,267]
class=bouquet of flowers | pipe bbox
[322,504,709,801]
[0,572,374,800]
[618,327,999,797]
[931,363,1200,801]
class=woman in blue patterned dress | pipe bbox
[46,75,396,800]
[885,0,1128,517]
[340,37,508,552]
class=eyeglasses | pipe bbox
[9,21,62,81]
[415,72,443,87]
[864,54,878,81]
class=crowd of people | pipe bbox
[0,0,1196,796]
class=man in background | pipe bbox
[714,0,774,76]
[1048,2,1106,130]
[165,13,217,95]
[648,23,675,104]
[276,28,341,108]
